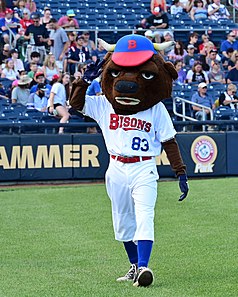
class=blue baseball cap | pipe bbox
[112,34,157,67]
[67,9,75,16]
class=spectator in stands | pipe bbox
[48,72,71,134]
[150,0,167,13]
[208,0,230,20]
[0,0,6,18]
[0,43,10,64]
[186,61,209,84]
[67,31,77,48]
[11,74,31,105]
[10,48,24,72]
[25,51,41,71]
[82,31,96,55]
[42,53,60,83]
[198,34,210,53]
[91,42,107,62]
[40,6,52,28]
[218,83,238,108]
[86,77,102,97]
[227,50,238,71]
[144,30,155,42]
[0,81,9,99]
[208,61,226,83]
[28,82,48,111]
[197,41,218,70]
[206,49,222,70]
[139,7,169,42]
[183,0,195,12]
[22,0,36,13]
[57,9,79,29]
[48,18,70,72]
[160,31,174,58]
[73,63,85,80]
[227,60,238,83]
[13,0,26,20]
[1,58,18,80]
[203,40,217,55]
[184,44,197,67]
[67,35,91,75]
[63,32,77,72]
[187,32,199,54]
[190,0,208,20]
[168,41,187,62]
[174,59,187,85]
[24,12,50,64]
[30,71,51,94]
[170,0,183,15]
[27,62,38,79]
[222,48,234,70]
[191,82,215,120]
[0,7,19,44]
[19,8,33,32]
[220,32,238,59]
[85,77,102,134]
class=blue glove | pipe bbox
[83,59,105,84]
[178,174,189,202]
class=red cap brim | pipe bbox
[112,51,154,67]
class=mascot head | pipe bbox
[99,34,178,115]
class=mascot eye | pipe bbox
[142,72,155,80]
[110,70,120,78]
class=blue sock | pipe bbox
[123,241,138,264]
[137,240,153,268]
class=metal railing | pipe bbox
[228,0,238,23]
[173,96,214,131]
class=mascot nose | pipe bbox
[115,81,138,93]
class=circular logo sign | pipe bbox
[191,136,217,165]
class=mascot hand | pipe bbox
[83,59,105,84]
[178,174,189,202]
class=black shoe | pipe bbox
[133,267,154,287]
[116,264,137,282]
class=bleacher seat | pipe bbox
[24,109,46,120]
[0,117,14,134]
[41,114,60,134]
[65,115,87,133]
[16,116,40,134]
[1,109,20,120]
[214,106,234,120]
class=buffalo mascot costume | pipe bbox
[69,34,189,287]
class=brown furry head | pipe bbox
[101,53,178,115]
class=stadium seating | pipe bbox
[34,0,238,33]
[214,106,235,121]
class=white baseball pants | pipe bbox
[105,157,159,242]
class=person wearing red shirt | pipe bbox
[57,9,79,29]
[19,8,33,33]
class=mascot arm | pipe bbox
[162,138,186,177]
[69,59,105,111]
[162,138,189,202]
[69,78,89,111]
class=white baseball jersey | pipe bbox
[83,95,176,157]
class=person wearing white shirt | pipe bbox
[170,0,183,15]
[28,83,48,111]
[208,0,230,20]
[48,72,70,134]
[10,48,25,73]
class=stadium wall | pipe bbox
[0,132,237,181]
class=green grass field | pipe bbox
[0,178,237,297]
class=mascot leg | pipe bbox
[116,241,138,282]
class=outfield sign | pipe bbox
[0,132,236,181]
